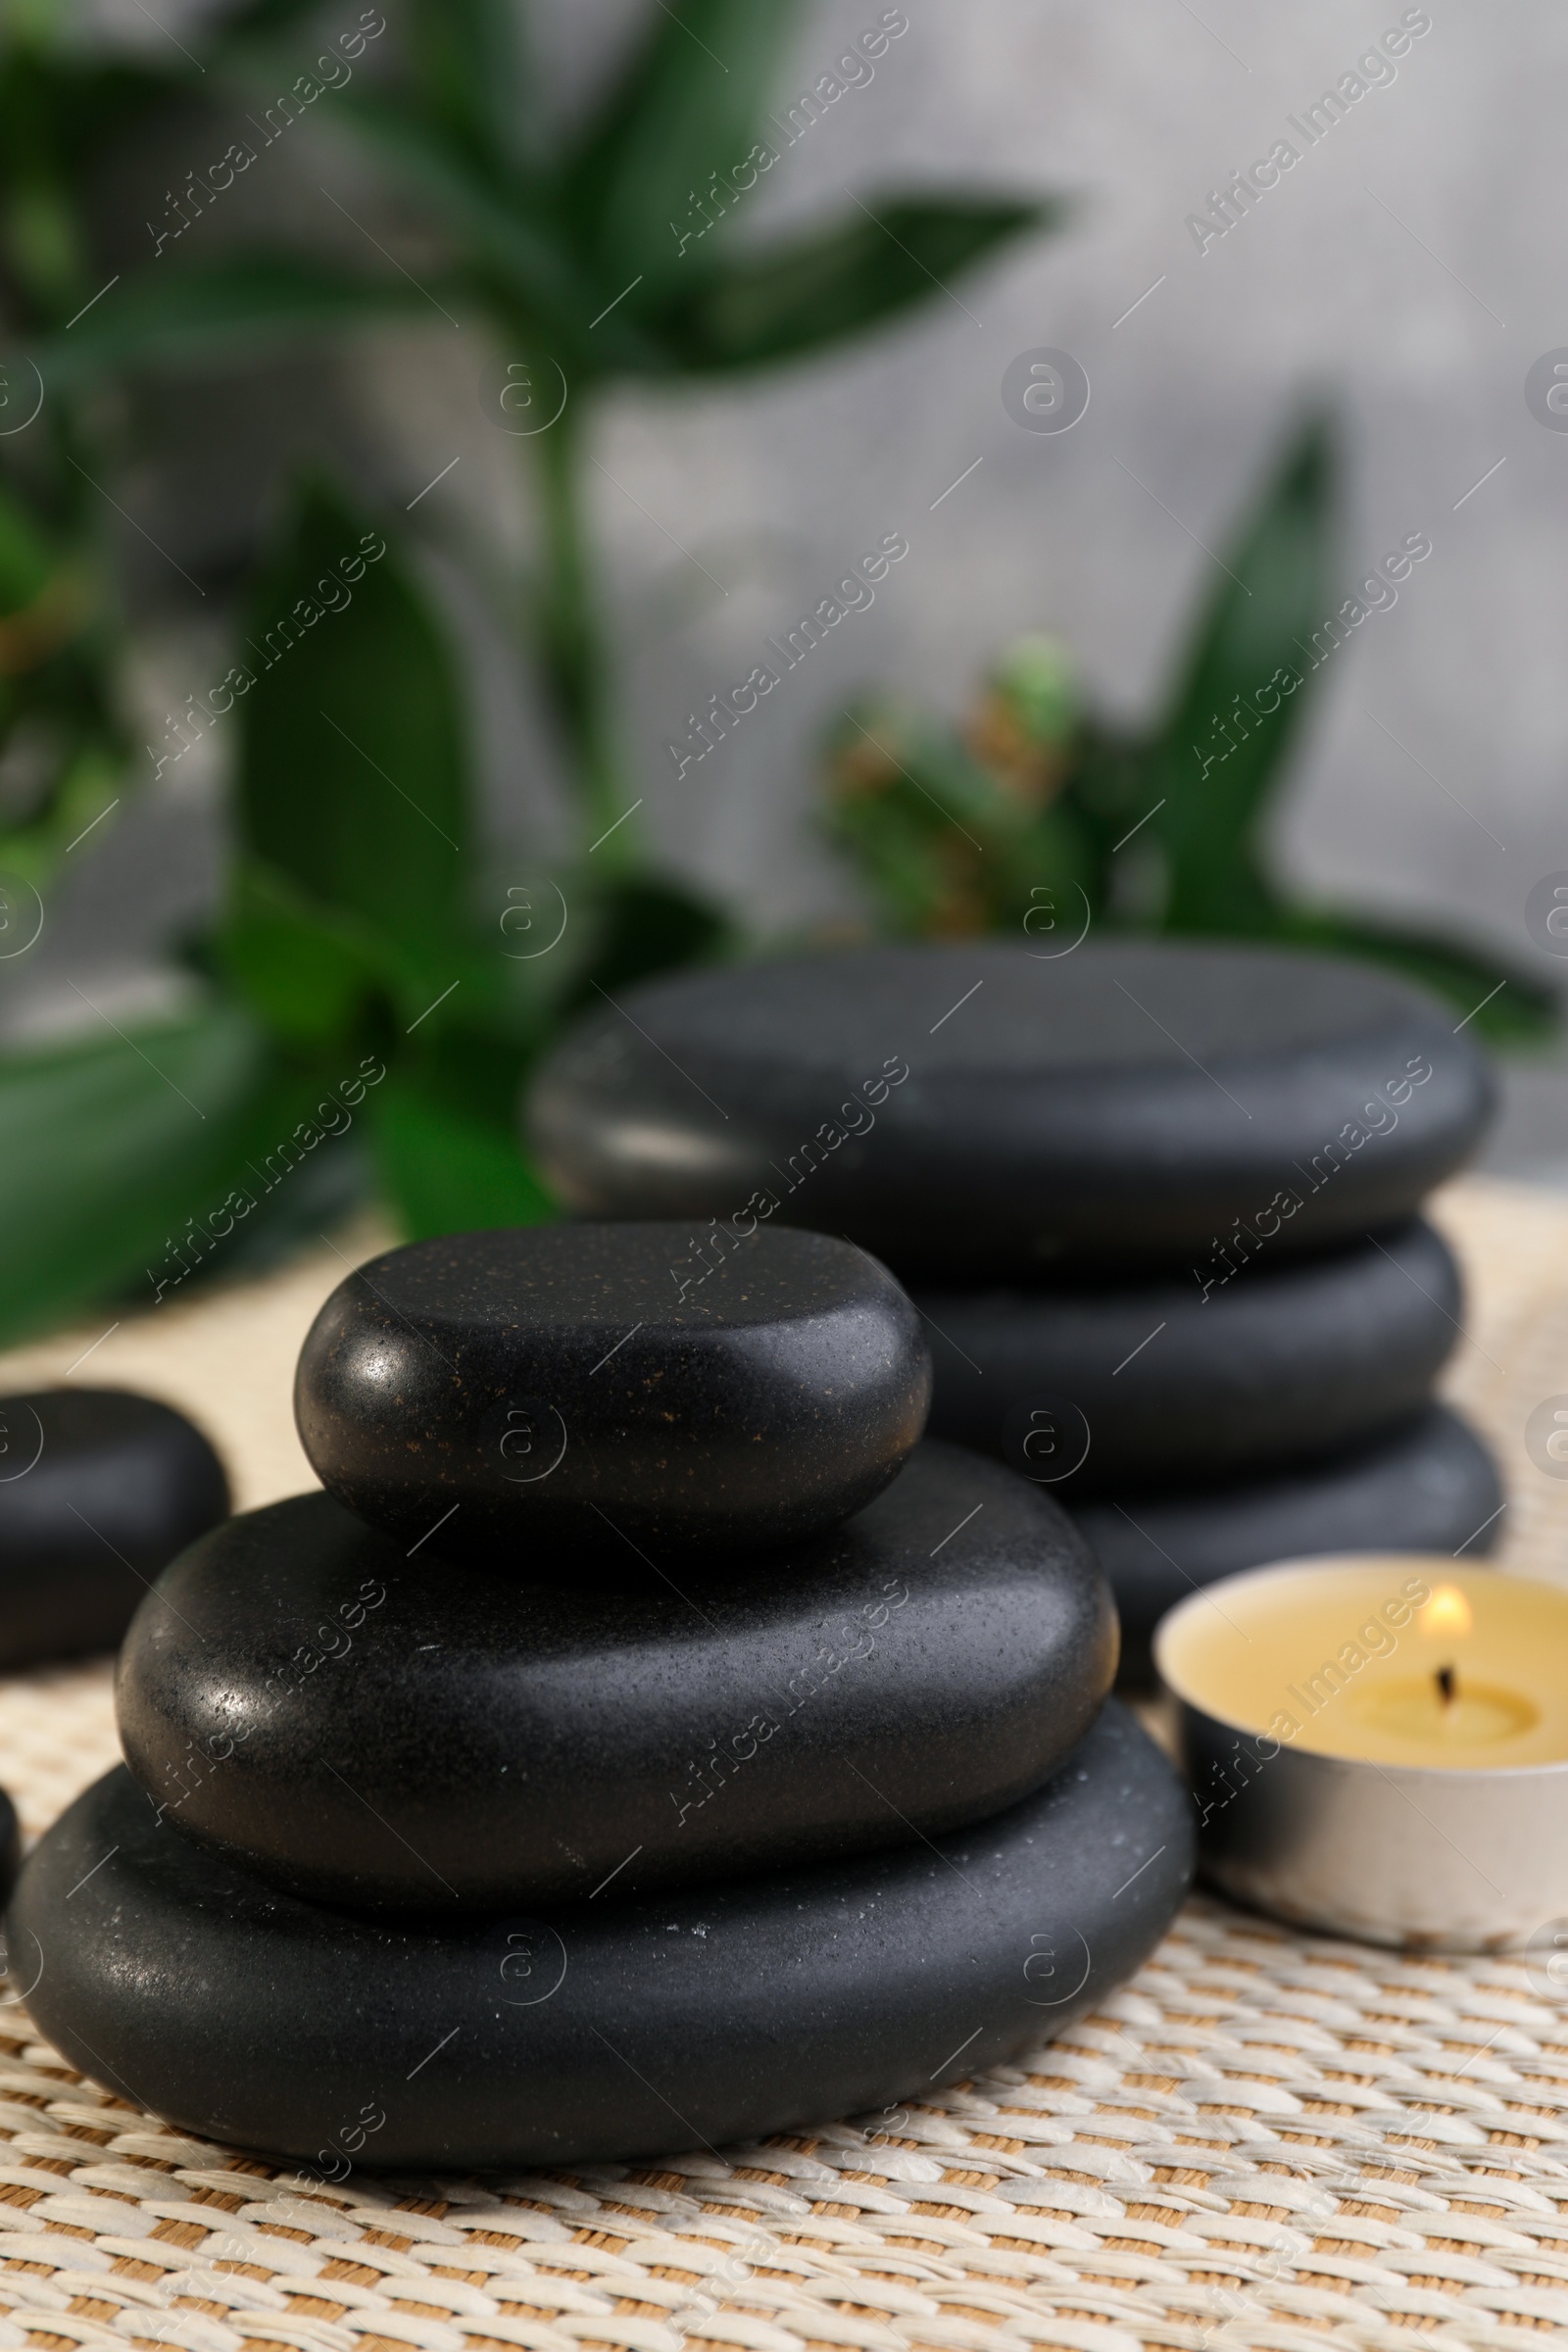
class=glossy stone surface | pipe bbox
[117,1445,1115,1911]
[1076,1405,1503,1686]
[921,1218,1460,1497]
[15,1703,1190,2171]
[0,1390,229,1671]
[296,1224,929,1560]
[527,941,1493,1278]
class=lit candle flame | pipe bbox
[1420,1585,1473,1642]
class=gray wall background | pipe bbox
[24,0,1568,1157]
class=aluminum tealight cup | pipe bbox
[1154,1556,1568,1953]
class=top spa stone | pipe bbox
[527,940,1494,1279]
[295,1223,930,1559]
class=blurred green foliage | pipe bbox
[825,417,1553,1046]
[0,0,1047,1342]
[0,6,1543,1352]
[36,0,1049,866]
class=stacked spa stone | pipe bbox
[528,939,1503,1684]
[9,1223,1193,2172]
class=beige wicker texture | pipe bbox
[0,1175,1565,2352]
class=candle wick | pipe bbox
[1436,1664,1456,1707]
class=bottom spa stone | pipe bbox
[10,1703,1191,2171]
[1077,1404,1503,1687]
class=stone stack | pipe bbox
[9,1223,1191,2172]
[528,939,1502,1682]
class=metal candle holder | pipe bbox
[1155,1558,1568,1953]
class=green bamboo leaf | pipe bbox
[1152,416,1336,931]
[558,872,734,1015]
[564,0,805,297]
[1277,911,1557,1046]
[0,1003,288,1343]
[235,478,472,967]
[217,858,390,1048]
[33,255,431,389]
[659,194,1051,370]
[0,51,178,184]
[404,0,537,178]
[370,1071,556,1239]
[324,92,610,355]
[0,476,56,611]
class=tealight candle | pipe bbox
[1155,1558,1568,1951]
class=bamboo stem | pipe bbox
[530,403,639,870]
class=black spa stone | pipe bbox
[0,1390,229,1671]
[526,940,1493,1279]
[1075,1403,1503,1687]
[295,1223,929,1560]
[12,1702,1190,2171]
[116,1445,1115,1911]
[920,1217,1461,1498]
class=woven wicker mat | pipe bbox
[1,1176,1566,2352]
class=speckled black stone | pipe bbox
[920,1218,1461,1497]
[0,1390,229,1671]
[117,1445,1115,1911]
[527,941,1493,1278]
[1075,1404,1503,1687]
[12,1703,1191,2171]
[0,1786,17,1913]
[295,1223,930,1561]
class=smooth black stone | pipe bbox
[920,1218,1460,1498]
[0,1786,17,1912]
[117,1445,1116,1911]
[0,1390,229,1671]
[1075,1404,1503,1686]
[12,1703,1191,2171]
[527,940,1493,1278]
[296,1223,929,1560]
